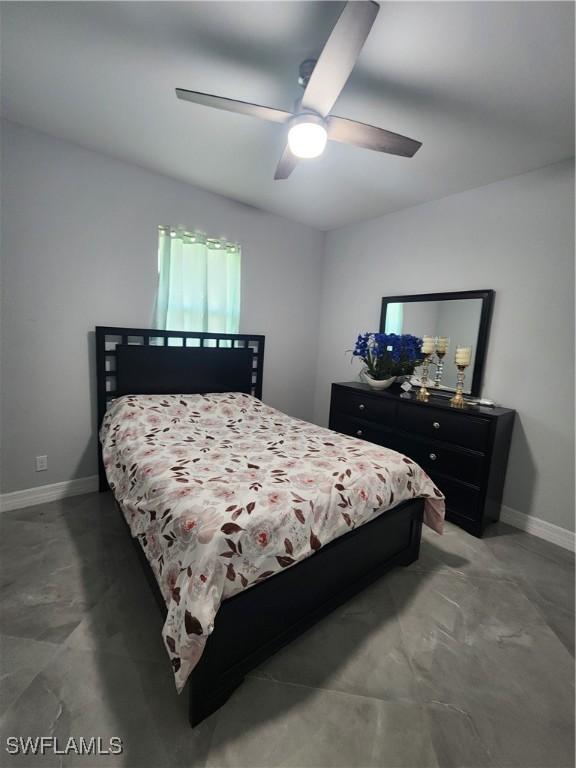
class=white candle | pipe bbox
[455,346,472,366]
[422,335,435,355]
[436,336,449,354]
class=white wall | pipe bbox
[314,160,575,532]
[0,120,325,493]
[2,120,574,535]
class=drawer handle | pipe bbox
[356,429,363,437]
[358,404,365,411]
[433,421,440,429]
[429,453,437,461]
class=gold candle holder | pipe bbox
[450,346,472,408]
[450,366,467,408]
[433,337,449,388]
[417,336,436,402]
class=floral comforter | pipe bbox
[100,392,444,691]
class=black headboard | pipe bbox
[95,325,265,490]
[116,345,254,398]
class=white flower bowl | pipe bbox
[361,372,397,390]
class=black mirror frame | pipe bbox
[379,289,495,398]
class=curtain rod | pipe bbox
[158,226,239,250]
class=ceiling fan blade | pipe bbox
[176,89,292,124]
[300,1,380,118]
[274,145,299,180]
[327,115,422,158]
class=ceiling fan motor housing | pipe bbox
[289,112,325,129]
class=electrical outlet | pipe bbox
[35,455,48,472]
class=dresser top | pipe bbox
[333,381,515,418]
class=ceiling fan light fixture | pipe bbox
[287,114,328,159]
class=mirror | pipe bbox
[380,290,494,397]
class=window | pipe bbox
[153,227,241,333]
[384,302,403,334]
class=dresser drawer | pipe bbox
[395,436,485,487]
[330,415,397,450]
[332,390,396,424]
[430,474,482,522]
[397,403,491,451]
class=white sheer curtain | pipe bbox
[154,227,241,333]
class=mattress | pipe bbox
[100,392,445,691]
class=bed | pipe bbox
[96,325,444,726]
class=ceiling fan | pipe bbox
[176,1,422,179]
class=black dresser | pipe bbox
[329,382,515,537]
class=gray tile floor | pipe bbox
[0,492,574,768]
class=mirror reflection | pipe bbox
[383,298,483,393]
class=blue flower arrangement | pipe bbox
[352,333,423,380]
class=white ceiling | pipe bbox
[1,1,574,230]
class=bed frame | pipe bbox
[95,325,424,726]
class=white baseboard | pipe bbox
[0,475,99,513]
[500,505,575,552]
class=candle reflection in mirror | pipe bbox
[433,336,449,388]
[416,336,435,402]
